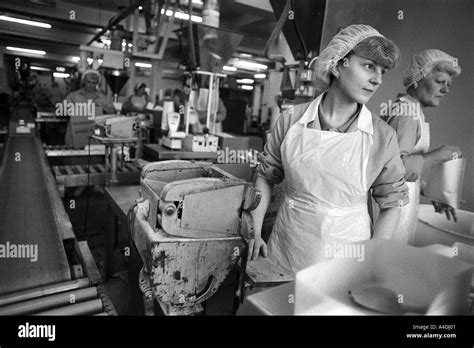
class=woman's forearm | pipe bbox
[372,207,401,239]
[251,176,274,238]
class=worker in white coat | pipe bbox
[382,49,462,244]
[248,24,409,274]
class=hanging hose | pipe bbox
[290,0,309,60]
[126,201,138,245]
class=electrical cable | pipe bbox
[83,136,92,240]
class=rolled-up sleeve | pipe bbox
[371,130,409,208]
[256,110,290,185]
[383,112,423,182]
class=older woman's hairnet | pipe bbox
[81,69,102,84]
[312,24,401,94]
[403,49,461,88]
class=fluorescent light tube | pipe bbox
[240,85,254,90]
[0,15,51,28]
[31,66,51,71]
[223,65,237,72]
[53,72,70,78]
[160,9,202,22]
[234,60,268,71]
[135,62,152,68]
[6,46,46,55]
[236,78,254,84]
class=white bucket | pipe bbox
[412,204,474,247]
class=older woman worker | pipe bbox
[64,69,115,148]
[382,49,462,244]
[248,24,409,274]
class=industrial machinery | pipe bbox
[130,160,261,315]
[94,115,140,139]
[161,101,186,150]
[0,106,116,316]
[181,71,224,152]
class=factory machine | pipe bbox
[130,160,261,315]
[0,105,116,316]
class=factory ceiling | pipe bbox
[0,0,277,72]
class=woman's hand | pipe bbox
[247,236,268,261]
[432,201,457,222]
[428,145,462,164]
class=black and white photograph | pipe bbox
[0,0,472,345]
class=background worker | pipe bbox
[382,49,462,244]
[122,82,149,114]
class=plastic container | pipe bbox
[412,204,474,247]
[294,239,473,315]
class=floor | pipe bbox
[66,188,239,316]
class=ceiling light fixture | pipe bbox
[6,46,46,55]
[0,15,51,28]
[254,73,267,79]
[236,78,254,84]
[233,60,268,71]
[238,53,252,58]
[160,8,202,22]
[223,65,237,72]
[30,66,51,71]
[240,85,254,91]
[135,62,152,68]
[53,72,70,78]
[71,56,80,62]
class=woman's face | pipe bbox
[413,71,452,108]
[84,74,99,92]
[336,54,387,104]
[136,87,147,96]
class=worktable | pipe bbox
[239,281,295,315]
[143,143,218,161]
[104,185,140,280]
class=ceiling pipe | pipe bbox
[86,0,147,46]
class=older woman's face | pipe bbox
[135,87,147,96]
[337,54,387,104]
[84,74,99,92]
[414,71,452,108]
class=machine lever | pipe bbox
[185,275,216,304]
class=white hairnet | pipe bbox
[403,49,461,88]
[81,69,101,84]
[313,24,400,94]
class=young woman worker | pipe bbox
[248,24,409,274]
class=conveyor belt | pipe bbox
[0,136,71,295]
